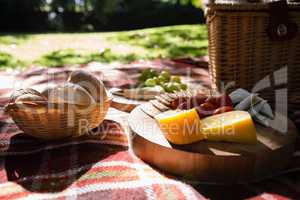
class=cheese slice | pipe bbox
[201,111,257,144]
[155,109,204,145]
[156,110,257,145]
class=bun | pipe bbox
[68,70,107,102]
[47,83,95,106]
[10,88,43,102]
[41,85,57,99]
[15,93,47,103]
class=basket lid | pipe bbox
[206,0,300,10]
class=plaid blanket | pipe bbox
[0,57,299,200]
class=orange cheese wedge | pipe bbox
[202,111,257,144]
[155,108,204,145]
[156,109,257,145]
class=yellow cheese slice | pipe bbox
[201,111,257,144]
[156,109,257,145]
[155,108,204,145]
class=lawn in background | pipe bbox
[0,24,208,68]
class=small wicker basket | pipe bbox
[4,99,111,140]
[206,0,300,110]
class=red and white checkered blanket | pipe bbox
[0,57,299,200]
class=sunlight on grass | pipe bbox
[34,49,88,67]
[0,25,208,68]
[88,49,140,64]
[0,51,24,68]
[34,48,141,67]
[0,34,32,45]
[108,25,208,58]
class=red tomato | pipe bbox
[213,106,234,115]
[206,94,233,107]
[194,93,208,105]
[184,94,207,108]
[178,102,188,110]
[196,102,218,118]
[170,97,188,109]
[172,94,209,110]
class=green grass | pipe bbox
[109,25,208,58]
[34,49,88,67]
[0,34,33,45]
[0,52,24,68]
[0,24,208,68]
[34,48,139,67]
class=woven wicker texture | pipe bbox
[206,0,300,7]
[207,2,300,110]
[4,100,111,140]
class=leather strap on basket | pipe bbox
[267,0,298,41]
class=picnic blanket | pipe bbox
[0,57,300,200]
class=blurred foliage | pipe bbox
[34,49,88,67]
[47,0,122,23]
[0,34,32,45]
[0,0,204,31]
[43,0,202,12]
[0,0,44,12]
[88,49,139,63]
[163,0,203,8]
[0,25,208,68]
[0,52,24,68]
[110,25,208,58]
[34,48,139,67]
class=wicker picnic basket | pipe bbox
[4,99,111,140]
[206,0,300,109]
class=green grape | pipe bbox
[149,69,159,78]
[161,70,170,82]
[171,76,181,83]
[180,83,188,90]
[172,82,182,91]
[138,69,150,82]
[138,69,159,83]
[163,82,181,93]
[162,83,170,92]
[145,78,156,87]
[152,77,159,84]
[157,75,168,84]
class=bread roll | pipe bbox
[41,85,57,99]
[68,70,107,102]
[10,88,43,103]
[47,83,95,106]
[15,93,47,103]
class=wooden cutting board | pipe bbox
[109,88,147,112]
[129,103,298,184]
[111,94,147,112]
[109,83,208,112]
